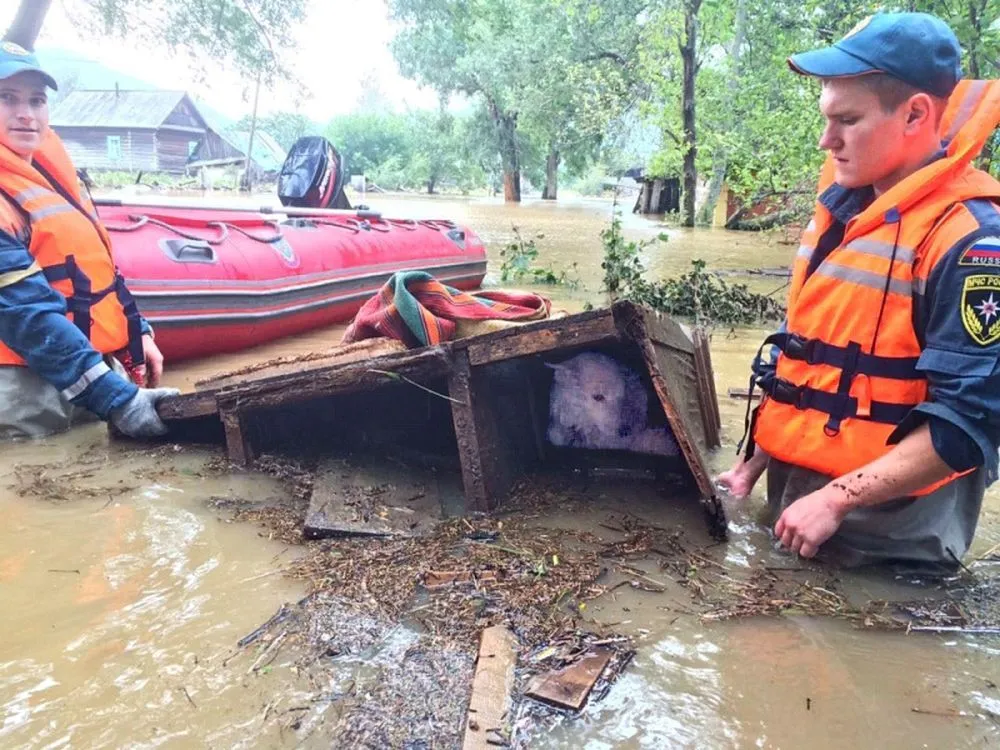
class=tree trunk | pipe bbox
[541,147,560,200]
[241,71,262,193]
[427,175,437,194]
[965,0,985,79]
[488,98,521,203]
[4,0,52,49]
[696,0,746,226]
[679,0,703,228]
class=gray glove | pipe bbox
[109,387,180,438]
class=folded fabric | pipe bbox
[342,271,552,347]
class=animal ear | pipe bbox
[545,361,565,371]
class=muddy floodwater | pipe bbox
[2,193,998,748]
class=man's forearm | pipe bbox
[828,422,952,512]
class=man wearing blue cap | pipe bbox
[718,13,1000,568]
[0,41,179,440]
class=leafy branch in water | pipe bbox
[499,226,580,289]
[600,214,785,326]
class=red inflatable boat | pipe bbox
[97,201,488,361]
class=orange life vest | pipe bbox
[752,79,1000,491]
[0,129,143,368]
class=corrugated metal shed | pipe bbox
[50,90,191,129]
[221,130,288,172]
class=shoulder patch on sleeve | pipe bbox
[958,236,1000,268]
[960,273,1000,346]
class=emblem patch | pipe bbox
[958,237,1000,267]
[1,41,29,57]
[960,274,1000,346]
[271,237,300,268]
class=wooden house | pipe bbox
[49,89,243,174]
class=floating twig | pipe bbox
[180,686,198,709]
[47,569,80,574]
[908,626,1000,635]
[911,706,968,718]
[248,630,287,675]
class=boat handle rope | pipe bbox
[306,218,361,234]
[104,214,227,245]
[388,219,419,231]
[104,214,286,245]
[221,221,285,244]
[419,219,457,232]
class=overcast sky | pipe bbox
[0,0,436,121]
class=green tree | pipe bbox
[235,112,318,151]
[389,0,645,203]
[5,0,307,83]
[325,112,412,179]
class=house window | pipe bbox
[106,135,122,162]
[188,140,199,158]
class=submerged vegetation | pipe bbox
[499,227,581,289]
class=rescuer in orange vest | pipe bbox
[0,42,178,439]
[717,12,1000,568]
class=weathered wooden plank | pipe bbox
[218,345,453,410]
[157,390,219,420]
[462,626,518,750]
[303,457,447,539]
[692,327,722,449]
[219,403,254,465]
[525,649,612,711]
[465,311,618,366]
[613,301,694,355]
[449,350,515,512]
[621,314,726,537]
[195,338,407,392]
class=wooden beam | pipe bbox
[157,391,219,420]
[219,403,254,466]
[464,310,618,366]
[449,349,514,512]
[692,327,721,449]
[217,346,453,411]
[462,626,518,750]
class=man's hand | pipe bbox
[716,450,770,500]
[109,387,179,438]
[136,334,164,387]
[774,483,851,558]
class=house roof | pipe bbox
[222,129,288,172]
[50,90,193,129]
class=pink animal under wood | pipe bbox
[545,351,679,456]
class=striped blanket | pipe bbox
[342,271,553,348]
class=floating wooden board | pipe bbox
[462,625,518,750]
[525,649,612,711]
[303,456,456,539]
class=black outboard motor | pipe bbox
[277,136,350,209]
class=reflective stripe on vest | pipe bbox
[752,80,1000,493]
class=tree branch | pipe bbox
[3,0,53,50]
[582,51,628,66]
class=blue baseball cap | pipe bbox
[0,40,58,90]
[788,12,962,99]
